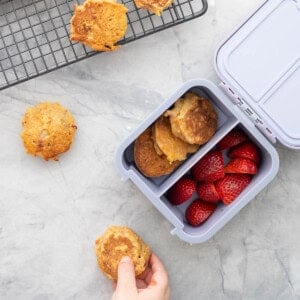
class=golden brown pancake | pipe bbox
[134,127,180,177]
[153,116,199,162]
[153,137,164,156]
[95,226,151,280]
[70,0,128,51]
[21,102,77,161]
[134,0,173,16]
[165,92,218,145]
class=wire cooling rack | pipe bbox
[0,0,207,90]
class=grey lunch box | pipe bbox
[116,0,299,244]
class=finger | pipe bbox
[149,253,169,287]
[136,278,148,289]
[150,253,168,274]
[116,256,137,293]
[144,269,153,285]
[137,265,151,280]
[142,266,154,285]
[165,285,171,300]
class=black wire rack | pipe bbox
[0,0,207,90]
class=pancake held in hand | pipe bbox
[70,0,128,51]
[134,127,181,177]
[165,92,218,145]
[153,116,199,162]
[134,0,173,16]
[21,102,77,161]
[95,226,151,280]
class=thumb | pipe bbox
[116,256,137,295]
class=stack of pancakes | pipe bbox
[134,92,218,177]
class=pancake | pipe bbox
[95,226,151,280]
[21,102,77,161]
[153,137,164,156]
[134,127,180,177]
[134,0,173,16]
[70,0,128,51]
[153,116,199,162]
[165,92,218,145]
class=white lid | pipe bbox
[215,0,300,149]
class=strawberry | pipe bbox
[224,157,257,175]
[215,174,251,205]
[197,182,220,203]
[167,177,196,205]
[229,141,261,164]
[191,150,225,182]
[217,129,247,150]
[185,200,217,226]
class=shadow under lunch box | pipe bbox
[116,0,300,244]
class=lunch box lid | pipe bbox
[215,0,300,149]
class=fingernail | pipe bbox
[120,256,131,263]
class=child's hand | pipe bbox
[112,253,170,300]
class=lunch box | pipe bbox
[116,0,300,243]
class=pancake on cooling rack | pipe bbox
[21,102,77,161]
[153,116,199,163]
[134,127,181,177]
[165,92,218,145]
[70,0,128,51]
[95,226,151,280]
[134,0,173,16]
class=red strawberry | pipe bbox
[217,129,247,150]
[215,174,251,205]
[185,200,217,226]
[191,151,225,182]
[224,157,257,175]
[229,141,261,164]
[167,177,196,205]
[197,182,220,203]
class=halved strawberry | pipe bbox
[229,141,261,164]
[197,182,220,203]
[167,177,196,205]
[191,150,225,182]
[185,200,217,226]
[215,174,251,205]
[217,129,247,150]
[225,157,257,175]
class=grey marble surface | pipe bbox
[1,0,300,299]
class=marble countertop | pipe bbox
[1,0,300,299]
